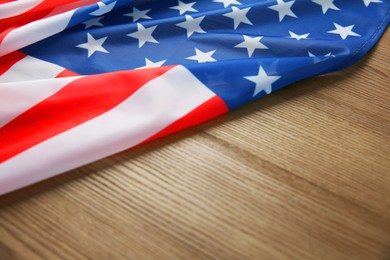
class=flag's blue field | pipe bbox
[23,0,389,109]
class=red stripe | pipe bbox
[0,66,173,163]
[43,0,99,18]
[0,51,26,76]
[56,69,80,78]
[0,0,16,4]
[144,95,229,143]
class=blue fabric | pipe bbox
[23,0,389,109]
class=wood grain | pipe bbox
[0,30,389,260]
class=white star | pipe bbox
[268,0,297,22]
[170,0,197,15]
[245,66,280,96]
[213,0,242,8]
[223,6,253,30]
[82,17,104,29]
[327,23,360,40]
[363,0,382,7]
[176,15,205,38]
[311,0,340,14]
[123,7,151,22]
[186,48,216,63]
[127,23,159,48]
[235,35,268,57]
[308,51,333,63]
[136,58,167,70]
[89,1,116,16]
[76,33,109,58]
[289,31,310,40]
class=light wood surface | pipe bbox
[1,30,389,260]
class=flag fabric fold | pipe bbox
[0,0,389,194]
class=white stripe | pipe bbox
[0,0,44,19]
[0,76,81,127]
[0,55,66,83]
[0,9,75,56]
[0,66,215,195]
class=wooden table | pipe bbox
[1,30,389,260]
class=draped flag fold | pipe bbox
[0,0,389,194]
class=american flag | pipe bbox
[0,0,388,194]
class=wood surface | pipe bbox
[0,30,389,260]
